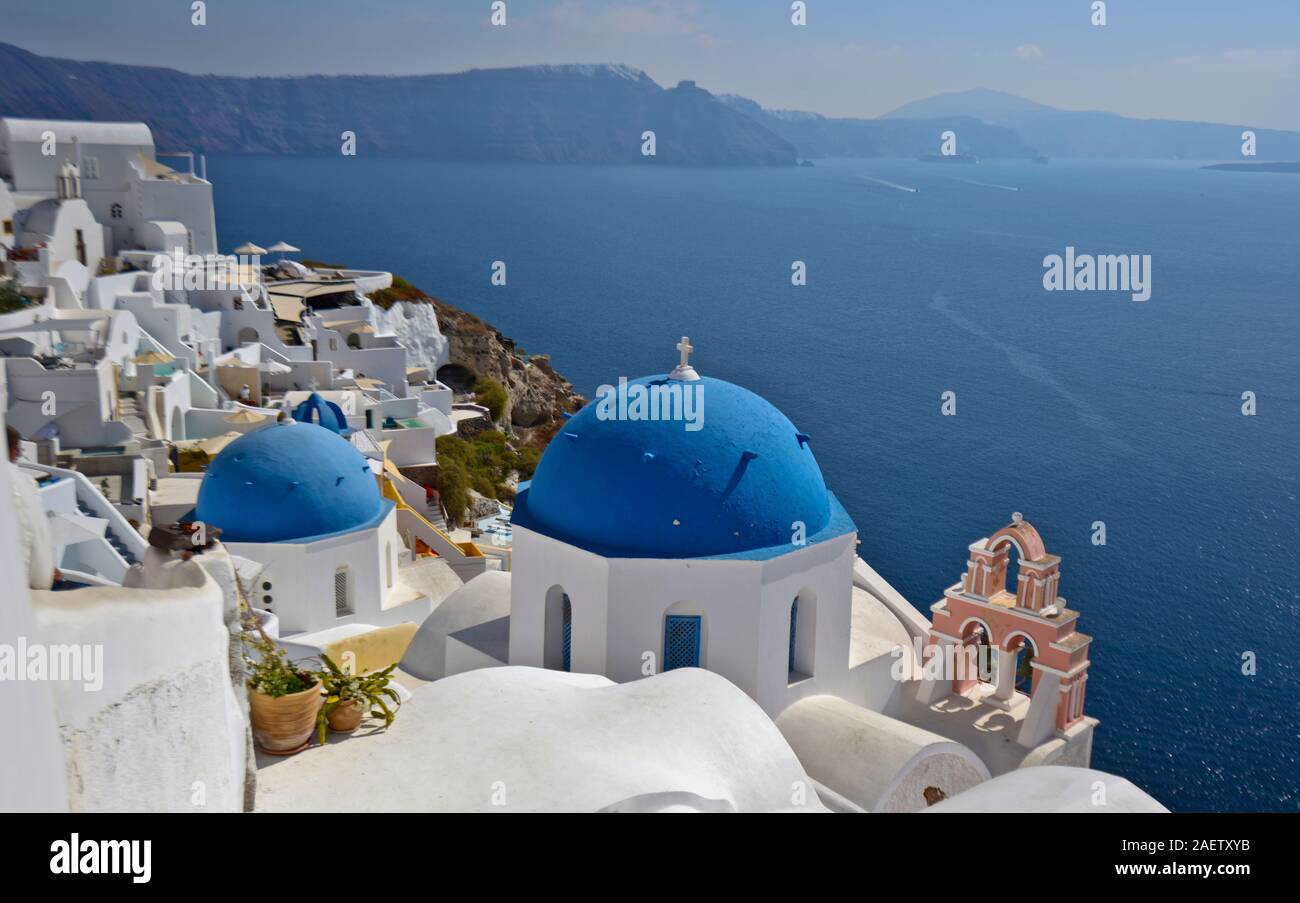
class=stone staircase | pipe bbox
[117,393,149,438]
[77,499,141,565]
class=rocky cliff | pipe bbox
[428,296,585,444]
[0,43,796,166]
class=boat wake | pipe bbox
[860,176,920,193]
[952,178,1021,192]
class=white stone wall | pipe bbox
[0,387,69,811]
[31,561,247,812]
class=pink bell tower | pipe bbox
[920,515,1094,747]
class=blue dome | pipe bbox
[514,375,849,558]
[196,422,386,543]
[291,392,348,434]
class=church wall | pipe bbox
[755,535,857,717]
[605,557,765,694]
[507,525,611,673]
[225,511,412,638]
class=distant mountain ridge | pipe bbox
[722,86,1300,161]
[3,41,1299,164]
[718,94,1037,160]
[881,88,1054,121]
[0,42,795,165]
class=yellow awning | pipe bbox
[266,281,356,301]
[267,294,306,323]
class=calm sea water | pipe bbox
[209,154,1298,812]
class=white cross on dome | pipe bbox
[669,335,700,381]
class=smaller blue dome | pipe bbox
[291,392,348,434]
[196,422,386,543]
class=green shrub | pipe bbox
[434,428,539,523]
[435,455,470,524]
[473,377,508,423]
[0,280,27,314]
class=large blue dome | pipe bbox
[196,422,386,543]
[513,375,852,558]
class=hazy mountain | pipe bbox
[881,88,1054,121]
[718,94,1037,160]
[723,87,1300,161]
[883,87,1300,160]
[0,43,796,166]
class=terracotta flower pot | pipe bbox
[327,701,365,734]
[249,680,322,755]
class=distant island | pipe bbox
[3,42,1300,165]
[1202,161,1300,173]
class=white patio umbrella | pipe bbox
[266,241,300,261]
[232,242,268,257]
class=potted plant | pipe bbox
[240,588,321,756]
[315,653,402,745]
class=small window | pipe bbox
[110,203,123,220]
[261,581,272,591]
[2,219,12,236]
[82,155,100,179]
[334,567,351,616]
[561,594,572,671]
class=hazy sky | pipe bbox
[3,0,1298,128]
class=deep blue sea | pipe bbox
[209,155,1298,812]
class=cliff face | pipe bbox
[428,298,585,440]
[0,43,796,166]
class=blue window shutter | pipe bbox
[561,594,572,672]
[663,615,701,671]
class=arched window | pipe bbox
[1006,634,1038,695]
[110,203,123,219]
[788,590,817,681]
[1004,541,1022,602]
[960,618,995,685]
[543,585,572,671]
[788,597,798,674]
